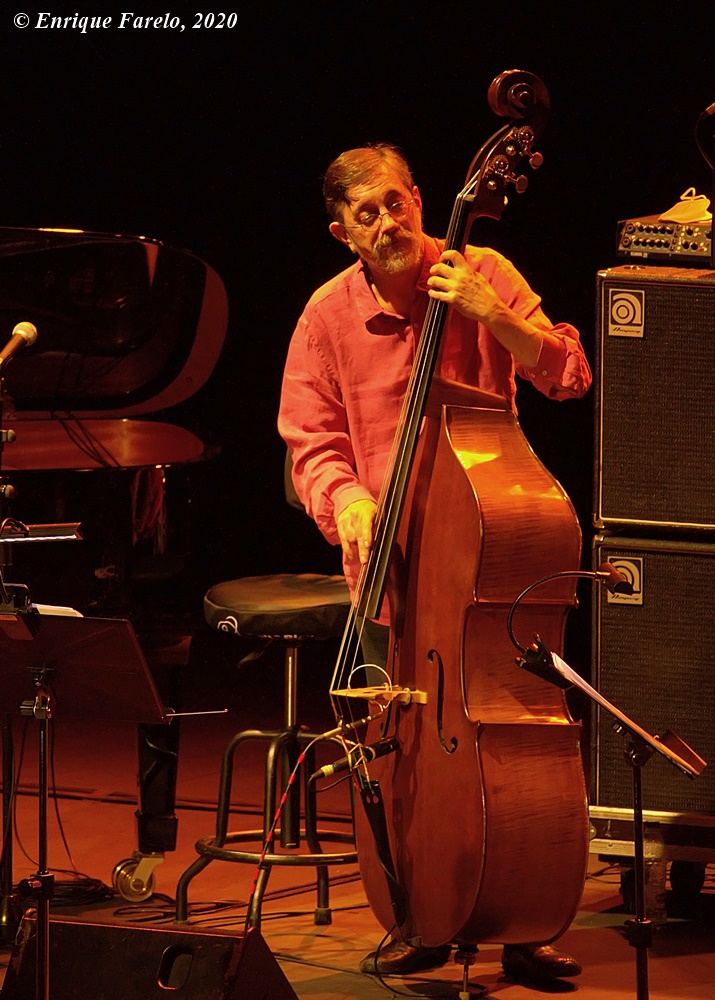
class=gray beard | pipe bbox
[371,233,421,273]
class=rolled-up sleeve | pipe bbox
[517,323,592,399]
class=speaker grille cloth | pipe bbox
[598,274,715,528]
[593,542,715,814]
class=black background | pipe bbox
[3,3,714,671]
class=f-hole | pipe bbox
[429,648,458,755]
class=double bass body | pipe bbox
[354,378,590,949]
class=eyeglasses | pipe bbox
[346,198,415,232]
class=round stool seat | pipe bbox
[204,573,351,640]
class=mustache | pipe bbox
[373,230,416,255]
[371,230,421,273]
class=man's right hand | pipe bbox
[336,498,378,564]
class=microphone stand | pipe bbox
[0,345,53,1000]
[508,567,705,1000]
[0,371,23,946]
[518,639,704,1000]
[17,672,55,1000]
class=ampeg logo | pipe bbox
[605,557,643,605]
[608,288,645,338]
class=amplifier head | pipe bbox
[617,214,712,265]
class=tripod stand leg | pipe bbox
[621,747,653,1000]
[0,715,22,943]
[17,690,55,1000]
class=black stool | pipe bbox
[175,573,356,929]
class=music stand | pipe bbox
[0,610,171,1000]
[520,639,705,1000]
[0,523,83,949]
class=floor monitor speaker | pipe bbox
[0,915,298,999]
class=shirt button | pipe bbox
[541,370,548,376]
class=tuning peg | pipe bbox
[529,151,544,169]
[502,173,528,194]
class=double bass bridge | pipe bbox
[330,684,427,707]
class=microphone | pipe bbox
[318,709,384,741]
[313,736,400,780]
[596,561,634,596]
[0,322,38,368]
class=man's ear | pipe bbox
[329,220,357,252]
[413,185,423,215]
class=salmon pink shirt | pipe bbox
[278,235,591,608]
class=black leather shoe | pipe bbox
[502,944,582,981]
[359,939,451,975]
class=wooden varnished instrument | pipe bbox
[330,70,589,953]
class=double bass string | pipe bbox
[328,263,444,729]
[328,176,479,747]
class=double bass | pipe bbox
[330,70,590,961]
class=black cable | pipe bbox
[48,718,78,873]
[49,871,115,907]
[50,411,120,468]
[694,107,715,170]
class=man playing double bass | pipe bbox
[278,143,591,983]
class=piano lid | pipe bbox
[0,227,228,419]
[1,418,206,470]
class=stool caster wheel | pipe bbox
[112,852,163,902]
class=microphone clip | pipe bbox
[517,635,572,690]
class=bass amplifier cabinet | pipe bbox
[590,534,715,860]
[594,266,715,532]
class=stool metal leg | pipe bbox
[284,644,299,728]
[175,727,272,922]
[280,645,300,847]
[264,728,300,849]
[247,867,270,929]
[248,730,338,928]
[175,647,358,929]
[302,742,331,925]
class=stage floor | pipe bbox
[1,711,714,999]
